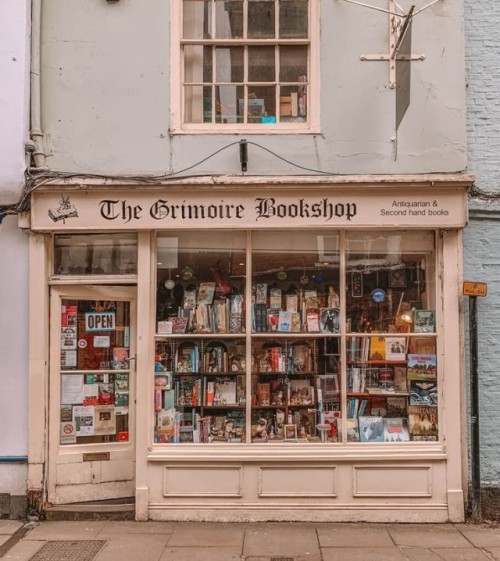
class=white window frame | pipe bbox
[170,0,320,134]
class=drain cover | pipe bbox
[29,540,106,561]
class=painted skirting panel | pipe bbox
[163,465,242,497]
[259,465,337,497]
[353,465,432,497]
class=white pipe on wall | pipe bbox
[30,0,47,169]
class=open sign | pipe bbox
[85,312,116,332]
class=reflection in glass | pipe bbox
[248,0,276,38]
[183,0,211,39]
[248,46,276,82]
[279,0,308,38]
[215,0,243,38]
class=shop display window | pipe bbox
[153,230,438,444]
[59,299,131,445]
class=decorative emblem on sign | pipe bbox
[48,195,78,223]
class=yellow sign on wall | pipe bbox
[463,282,487,297]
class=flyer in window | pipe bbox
[94,405,116,435]
[72,405,95,436]
[61,374,84,404]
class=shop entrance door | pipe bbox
[48,286,136,505]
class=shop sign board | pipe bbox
[31,187,468,231]
[85,311,116,331]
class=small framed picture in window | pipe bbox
[389,268,406,288]
[284,424,297,441]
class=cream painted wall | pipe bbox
[40,0,466,176]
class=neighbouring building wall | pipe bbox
[0,0,30,205]
[464,0,500,519]
[0,0,30,517]
[40,0,467,176]
[0,216,29,518]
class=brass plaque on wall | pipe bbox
[83,452,110,462]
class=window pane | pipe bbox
[185,85,212,123]
[280,46,308,82]
[248,0,276,38]
[60,299,131,445]
[279,0,308,38]
[246,86,276,122]
[279,85,303,121]
[183,0,212,39]
[215,47,244,82]
[54,234,137,275]
[215,0,243,39]
[248,46,275,82]
[216,85,244,123]
[184,45,212,83]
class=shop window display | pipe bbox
[153,230,438,444]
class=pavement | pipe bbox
[1,519,500,561]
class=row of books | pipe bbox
[346,408,438,442]
[158,302,243,335]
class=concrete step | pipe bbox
[44,498,135,521]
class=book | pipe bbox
[317,374,339,401]
[385,337,406,361]
[257,382,271,406]
[289,379,313,405]
[370,396,387,416]
[408,336,436,355]
[304,289,318,309]
[306,311,320,332]
[291,312,301,332]
[410,380,438,406]
[255,283,268,304]
[269,287,282,309]
[407,354,437,380]
[278,310,292,332]
[197,282,216,305]
[408,405,438,441]
[359,416,384,442]
[172,316,188,334]
[378,368,394,391]
[393,366,408,392]
[214,377,237,405]
[323,410,340,441]
[386,396,407,417]
[320,308,340,333]
[285,293,298,313]
[267,309,280,332]
[183,289,197,309]
[369,336,386,360]
[346,418,360,442]
[414,309,435,333]
[383,417,410,442]
[112,347,129,370]
[254,303,267,333]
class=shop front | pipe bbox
[28,176,470,522]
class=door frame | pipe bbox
[47,285,137,505]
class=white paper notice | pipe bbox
[93,335,110,348]
[61,374,84,404]
[73,405,95,436]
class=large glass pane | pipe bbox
[183,0,212,39]
[216,85,244,123]
[246,86,276,122]
[184,45,212,83]
[184,85,212,123]
[154,231,247,444]
[279,46,308,82]
[251,231,342,443]
[215,0,243,39]
[344,231,438,443]
[248,0,276,38]
[279,0,308,38]
[215,46,244,82]
[54,234,137,275]
[248,46,276,82]
[60,299,131,445]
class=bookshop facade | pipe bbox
[28,175,471,522]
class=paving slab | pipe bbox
[322,546,407,561]
[485,547,500,560]
[243,524,320,561]
[1,539,45,561]
[427,548,491,560]
[400,547,449,560]
[458,525,500,547]
[96,520,176,537]
[387,524,472,548]
[159,546,242,561]
[168,522,245,547]
[317,523,394,547]
[0,521,23,535]
[24,520,108,540]
[94,535,169,561]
